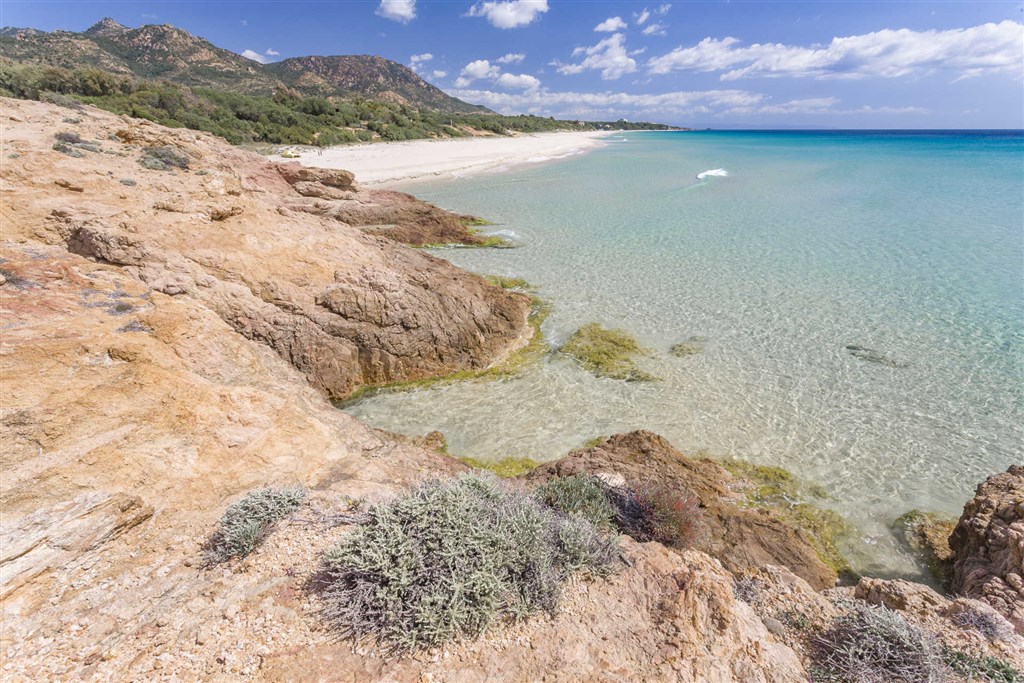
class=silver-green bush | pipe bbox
[811,603,946,683]
[319,473,618,652]
[534,474,615,528]
[205,485,306,563]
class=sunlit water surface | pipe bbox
[345,130,1024,578]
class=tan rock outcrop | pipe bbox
[1,98,530,399]
[526,430,839,589]
[949,465,1024,633]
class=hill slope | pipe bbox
[0,18,486,113]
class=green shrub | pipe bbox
[54,131,83,144]
[943,646,1021,683]
[318,473,618,652]
[606,481,703,547]
[205,485,306,563]
[140,145,190,170]
[534,474,615,528]
[811,603,945,683]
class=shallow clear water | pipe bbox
[345,130,1024,578]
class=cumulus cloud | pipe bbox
[496,73,541,90]
[555,33,637,80]
[432,70,448,78]
[449,86,764,119]
[377,0,416,23]
[241,49,270,64]
[409,52,433,72]
[265,48,280,56]
[468,0,548,29]
[642,22,668,36]
[656,3,671,14]
[454,59,502,87]
[497,52,526,64]
[595,16,628,32]
[647,21,1024,81]
[634,8,651,25]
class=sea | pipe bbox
[344,130,1024,579]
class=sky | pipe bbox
[4,1,1023,128]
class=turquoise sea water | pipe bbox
[346,130,1024,578]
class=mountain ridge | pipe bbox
[0,17,489,113]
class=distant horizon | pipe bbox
[4,1,1024,129]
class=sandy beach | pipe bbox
[268,131,614,186]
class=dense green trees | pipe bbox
[0,59,678,147]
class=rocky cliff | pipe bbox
[1,100,1021,681]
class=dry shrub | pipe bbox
[205,486,306,563]
[606,481,703,547]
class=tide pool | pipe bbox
[345,130,1024,578]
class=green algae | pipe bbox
[483,275,534,291]
[721,460,856,579]
[460,455,542,478]
[894,509,956,586]
[560,323,657,382]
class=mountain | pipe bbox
[0,18,487,113]
[266,56,488,113]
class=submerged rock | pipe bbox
[844,344,908,368]
[895,509,956,585]
[561,323,658,381]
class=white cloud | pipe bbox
[595,16,628,32]
[449,86,764,119]
[454,59,501,87]
[656,3,671,14]
[265,48,280,56]
[468,0,548,29]
[496,73,541,90]
[556,33,637,80]
[647,21,1024,81]
[409,52,433,72]
[642,22,668,36]
[634,8,651,25]
[241,49,269,64]
[432,70,448,78]
[497,52,526,64]
[377,0,416,23]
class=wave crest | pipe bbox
[696,168,729,179]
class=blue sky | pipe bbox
[4,1,1023,128]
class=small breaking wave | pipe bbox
[696,168,729,179]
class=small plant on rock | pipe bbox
[811,603,945,683]
[205,485,306,564]
[606,481,703,547]
[139,145,190,171]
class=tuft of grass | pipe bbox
[942,646,1022,683]
[722,460,854,578]
[605,481,703,548]
[318,473,618,652]
[461,455,541,478]
[561,323,657,382]
[811,603,945,683]
[139,145,190,171]
[205,486,306,564]
[535,475,616,529]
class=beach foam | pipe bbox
[697,168,729,179]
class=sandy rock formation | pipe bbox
[949,465,1024,633]
[1,98,529,399]
[526,431,839,589]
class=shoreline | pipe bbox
[266,130,615,186]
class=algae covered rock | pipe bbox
[561,323,657,381]
[894,509,956,585]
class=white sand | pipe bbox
[268,131,614,186]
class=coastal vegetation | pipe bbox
[0,58,676,147]
[317,473,619,651]
[205,486,306,563]
[561,323,657,381]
